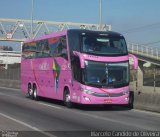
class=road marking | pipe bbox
[0,113,57,137]
[132,109,160,117]
[38,102,62,110]
[0,90,62,110]
[34,102,156,131]
[68,109,156,131]
[0,92,27,100]
[31,102,159,130]
[0,86,20,92]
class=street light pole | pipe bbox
[99,0,102,28]
[31,0,34,38]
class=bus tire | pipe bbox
[28,84,33,99]
[127,91,134,109]
[33,85,39,101]
[64,88,73,108]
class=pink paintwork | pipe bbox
[129,54,138,70]
[21,30,138,105]
[73,51,129,68]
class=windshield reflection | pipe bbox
[82,34,128,56]
[83,60,129,88]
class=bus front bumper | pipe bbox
[79,93,129,105]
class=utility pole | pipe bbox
[99,0,102,29]
[31,0,34,38]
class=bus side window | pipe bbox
[36,41,43,58]
[22,44,27,58]
[22,43,36,59]
[42,39,50,57]
[71,56,81,82]
[54,36,68,60]
[36,40,50,58]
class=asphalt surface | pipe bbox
[0,87,160,137]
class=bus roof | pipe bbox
[24,29,123,44]
[68,29,123,37]
[24,30,67,43]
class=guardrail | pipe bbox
[127,43,160,61]
[0,51,21,65]
[0,51,21,57]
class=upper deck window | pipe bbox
[49,36,68,59]
[22,35,67,59]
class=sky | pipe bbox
[0,0,160,50]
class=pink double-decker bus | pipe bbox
[21,29,138,108]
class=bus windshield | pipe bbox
[83,60,129,88]
[81,34,128,56]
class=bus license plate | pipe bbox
[104,99,112,104]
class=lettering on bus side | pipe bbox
[39,62,50,70]
[87,55,99,58]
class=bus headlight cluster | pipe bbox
[123,91,129,95]
[80,88,95,95]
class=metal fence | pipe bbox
[143,68,160,87]
[0,63,20,80]
[127,43,160,61]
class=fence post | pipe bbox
[152,48,154,57]
[131,44,134,53]
[154,68,156,92]
[146,47,148,56]
[142,46,144,55]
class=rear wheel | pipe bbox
[64,88,73,108]
[28,84,33,99]
[33,85,39,101]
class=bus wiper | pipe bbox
[100,73,108,84]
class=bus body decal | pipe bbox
[31,60,40,91]
[53,59,60,93]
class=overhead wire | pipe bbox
[121,22,160,34]
[121,22,160,48]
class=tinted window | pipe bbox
[48,37,59,56]
[22,42,36,58]
[51,36,68,59]
[84,60,129,88]
[36,39,50,58]
[22,35,67,59]
[67,30,80,55]
[71,57,81,82]
[81,34,128,56]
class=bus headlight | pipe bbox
[80,88,94,95]
[123,91,129,95]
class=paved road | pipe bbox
[0,87,160,137]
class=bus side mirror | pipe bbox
[73,51,85,68]
[129,54,138,70]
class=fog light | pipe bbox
[125,97,129,101]
[83,96,90,102]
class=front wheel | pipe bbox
[64,88,73,108]
[126,91,134,109]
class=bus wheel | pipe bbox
[33,85,39,101]
[64,88,73,108]
[127,91,134,109]
[28,84,33,99]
